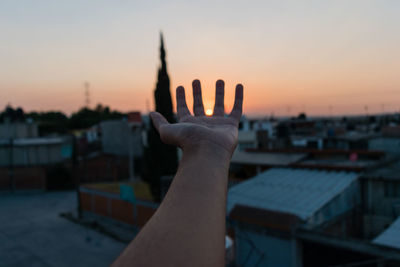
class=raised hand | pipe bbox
[150,79,243,156]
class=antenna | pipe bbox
[364,105,369,115]
[286,105,291,118]
[146,99,150,113]
[84,81,90,108]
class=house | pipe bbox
[236,131,257,151]
[100,119,143,157]
[227,167,400,266]
[0,136,73,190]
[230,150,306,178]
[227,168,360,266]
[0,122,38,139]
[368,126,400,155]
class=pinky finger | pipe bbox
[229,84,243,121]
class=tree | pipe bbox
[143,33,178,201]
[0,105,25,122]
[26,111,69,136]
[68,105,123,130]
[297,112,307,120]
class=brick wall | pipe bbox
[79,189,157,228]
[0,167,46,190]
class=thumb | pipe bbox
[150,112,169,132]
[150,111,181,147]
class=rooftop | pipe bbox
[231,151,306,166]
[362,160,400,181]
[373,216,400,250]
[0,137,67,146]
[227,168,359,221]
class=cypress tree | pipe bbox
[144,33,178,201]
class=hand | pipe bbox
[150,79,243,156]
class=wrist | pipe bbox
[183,140,232,161]
[180,140,232,174]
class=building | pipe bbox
[236,131,258,151]
[0,122,38,139]
[361,160,400,238]
[100,119,143,157]
[227,168,360,266]
[227,168,400,266]
[0,136,73,190]
[230,150,306,178]
[0,137,72,166]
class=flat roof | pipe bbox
[0,137,66,146]
[227,168,359,220]
[231,151,306,166]
[362,160,400,181]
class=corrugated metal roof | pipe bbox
[373,216,400,249]
[227,168,359,220]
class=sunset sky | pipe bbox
[1,0,399,117]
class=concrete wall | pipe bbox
[369,137,400,155]
[235,226,301,267]
[237,131,257,151]
[100,121,143,156]
[0,141,72,167]
[0,123,38,139]
[362,178,400,238]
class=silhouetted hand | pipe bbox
[150,79,243,156]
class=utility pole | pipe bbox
[146,99,150,114]
[84,81,90,108]
[128,125,136,181]
[286,105,291,118]
[9,138,14,192]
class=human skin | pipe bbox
[112,79,243,267]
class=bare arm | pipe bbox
[112,79,243,267]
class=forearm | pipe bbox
[112,143,231,267]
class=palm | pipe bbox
[151,80,243,155]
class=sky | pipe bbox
[0,0,399,117]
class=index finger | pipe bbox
[229,84,243,121]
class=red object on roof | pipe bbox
[127,112,142,124]
[349,153,358,162]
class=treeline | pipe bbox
[0,104,125,134]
